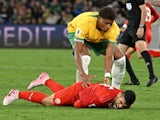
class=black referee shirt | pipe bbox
[125,0,145,28]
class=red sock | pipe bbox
[45,79,64,93]
[19,91,48,104]
[148,50,160,58]
[126,54,131,60]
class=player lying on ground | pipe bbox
[3,73,136,109]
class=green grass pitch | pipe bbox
[0,49,160,120]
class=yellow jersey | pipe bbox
[67,12,120,43]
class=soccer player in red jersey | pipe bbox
[3,73,136,109]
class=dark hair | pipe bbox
[123,90,136,108]
[99,6,116,20]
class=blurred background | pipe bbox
[0,0,159,49]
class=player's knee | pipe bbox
[114,46,124,59]
[41,96,53,106]
[114,56,126,66]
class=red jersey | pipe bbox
[53,82,83,106]
[74,84,122,108]
[145,3,159,44]
[53,82,122,108]
[145,3,159,24]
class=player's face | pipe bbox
[97,17,113,32]
[112,95,126,109]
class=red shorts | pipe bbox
[53,82,83,106]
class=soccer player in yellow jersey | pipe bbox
[67,6,126,88]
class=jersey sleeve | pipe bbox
[74,21,89,42]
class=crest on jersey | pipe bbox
[76,28,82,36]
[126,3,132,11]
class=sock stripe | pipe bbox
[28,92,33,100]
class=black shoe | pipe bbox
[124,80,140,85]
[146,76,158,87]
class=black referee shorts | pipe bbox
[118,27,146,48]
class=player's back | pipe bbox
[78,84,122,107]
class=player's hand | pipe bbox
[81,74,96,87]
[136,27,144,38]
[103,77,110,85]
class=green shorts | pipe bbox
[68,32,75,47]
[84,40,110,56]
[68,32,114,56]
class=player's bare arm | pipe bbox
[103,42,114,85]
[74,41,96,87]
[137,4,146,38]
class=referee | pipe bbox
[118,0,158,86]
